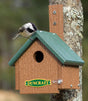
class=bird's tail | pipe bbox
[12,33,20,40]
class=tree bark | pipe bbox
[49,0,83,101]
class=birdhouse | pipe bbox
[9,30,84,94]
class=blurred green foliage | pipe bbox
[81,0,88,101]
[0,0,88,101]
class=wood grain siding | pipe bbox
[49,5,64,40]
[15,39,60,94]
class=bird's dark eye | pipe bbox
[27,28,34,33]
[18,27,25,32]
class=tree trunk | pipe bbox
[49,0,83,101]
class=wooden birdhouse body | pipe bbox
[9,30,84,94]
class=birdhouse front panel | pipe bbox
[15,39,60,94]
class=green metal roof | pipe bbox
[8,30,84,66]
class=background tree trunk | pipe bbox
[49,0,83,101]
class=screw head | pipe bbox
[78,84,80,87]
[70,84,73,88]
[53,33,55,35]
[53,10,56,14]
[40,31,43,32]
[53,22,56,25]
[58,80,63,84]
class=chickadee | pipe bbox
[13,22,37,40]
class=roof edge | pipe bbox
[64,59,84,66]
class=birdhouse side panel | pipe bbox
[62,66,80,89]
[18,39,60,94]
[15,61,20,90]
